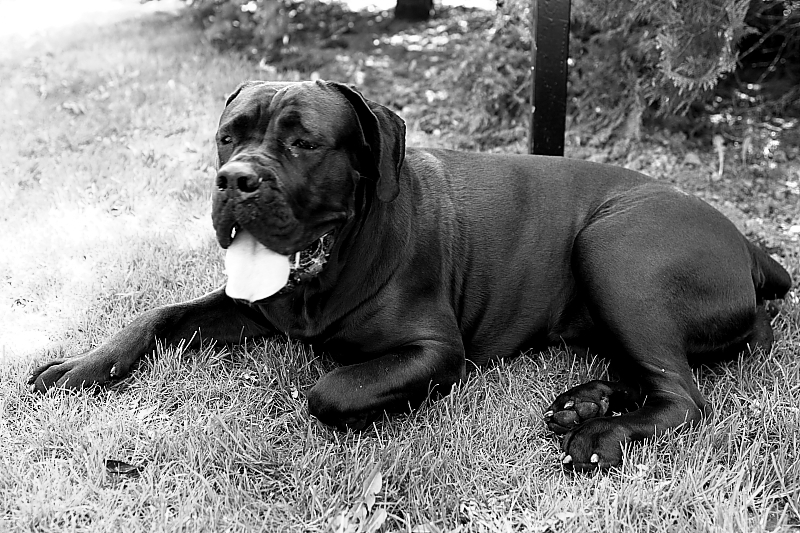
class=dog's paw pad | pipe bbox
[551,409,580,428]
[574,399,607,419]
[546,396,611,434]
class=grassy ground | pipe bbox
[1,2,799,532]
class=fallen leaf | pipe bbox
[362,465,382,511]
[105,459,143,477]
[683,152,702,167]
[362,508,387,533]
[353,503,367,523]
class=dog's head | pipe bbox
[212,80,406,299]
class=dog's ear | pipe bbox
[225,81,259,107]
[326,81,406,203]
[225,80,297,107]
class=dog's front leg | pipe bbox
[306,339,467,430]
[28,287,274,392]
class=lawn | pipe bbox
[1,1,799,532]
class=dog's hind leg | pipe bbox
[546,304,774,436]
[550,327,708,471]
[547,187,764,470]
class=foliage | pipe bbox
[184,0,287,58]
[579,0,753,94]
[567,0,755,140]
[437,4,532,145]
[183,0,377,60]
[448,0,799,142]
[179,0,799,144]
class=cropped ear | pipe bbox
[225,81,258,107]
[325,81,406,203]
[224,80,294,107]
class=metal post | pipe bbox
[529,0,571,156]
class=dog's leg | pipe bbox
[542,307,765,434]
[554,353,706,471]
[306,338,467,430]
[552,195,766,470]
[551,307,713,470]
[28,287,274,392]
[551,296,709,470]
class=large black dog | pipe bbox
[29,80,792,470]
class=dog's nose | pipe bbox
[216,161,261,194]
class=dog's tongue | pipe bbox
[224,229,290,302]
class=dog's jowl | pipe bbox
[29,80,792,470]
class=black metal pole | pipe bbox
[529,0,571,156]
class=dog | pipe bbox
[28,80,792,470]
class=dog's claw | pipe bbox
[563,400,575,409]
[590,453,599,464]
[110,365,117,378]
[29,383,36,393]
[544,410,554,419]
[562,454,572,464]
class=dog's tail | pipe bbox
[747,240,792,301]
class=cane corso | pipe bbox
[28,80,792,470]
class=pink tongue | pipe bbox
[224,230,290,302]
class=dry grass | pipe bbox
[1,4,798,532]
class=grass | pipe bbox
[1,4,799,532]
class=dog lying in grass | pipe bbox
[29,80,792,470]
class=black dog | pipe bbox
[29,80,792,470]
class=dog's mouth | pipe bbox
[281,231,335,294]
[224,224,334,303]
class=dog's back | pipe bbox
[400,149,791,366]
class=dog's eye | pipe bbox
[292,139,318,150]
[220,135,233,145]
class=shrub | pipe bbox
[448,0,799,143]
[183,0,369,61]
[184,0,289,59]
[180,0,799,145]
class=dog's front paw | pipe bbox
[559,418,630,471]
[306,371,381,431]
[27,351,129,393]
[306,384,376,431]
